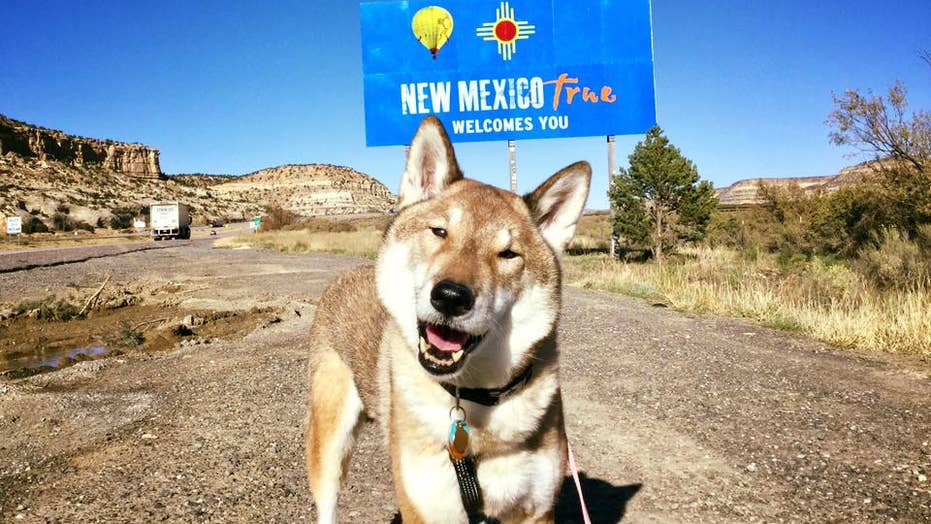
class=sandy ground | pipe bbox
[1,241,930,523]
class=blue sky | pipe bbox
[1,1,929,209]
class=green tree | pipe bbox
[609,126,717,261]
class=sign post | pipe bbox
[507,140,518,192]
[607,135,617,258]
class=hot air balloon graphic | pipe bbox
[412,6,454,60]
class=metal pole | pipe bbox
[507,140,518,193]
[607,135,617,259]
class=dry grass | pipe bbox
[568,212,612,253]
[215,229,383,258]
[218,212,931,355]
[282,214,394,234]
[0,232,150,251]
[215,215,388,258]
[223,212,609,258]
[564,247,931,355]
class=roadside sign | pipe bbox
[133,220,147,229]
[360,0,656,146]
[251,217,262,230]
[6,216,22,235]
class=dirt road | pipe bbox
[1,242,930,523]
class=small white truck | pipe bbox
[150,202,192,240]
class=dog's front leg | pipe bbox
[306,351,365,524]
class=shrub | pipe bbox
[56,204,70,215]
[116,320,145,347]
[715,177,930,261]
[109,211,134,230]
[52,212,75,231]
[12,296,81,321]
[260,204,296,232]
[290,218,358,233]
[855,227,931,289]
[74,221,95,233]
[22,216,49,234]
[706,210,760,253]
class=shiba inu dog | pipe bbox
[305,116,591,523]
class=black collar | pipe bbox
[441,366,534,407]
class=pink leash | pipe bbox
[567,442,592,524]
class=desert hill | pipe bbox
[170,174,238,188]
[0,114,395,231]
[212,164,395,216]
[0,154,262,228]
[715,162,876,208]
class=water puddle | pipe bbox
[0,303,275,381]
[1,345,111,379]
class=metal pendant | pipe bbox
[448,420,471,460]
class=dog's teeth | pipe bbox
[419,338,429,353]
[452,351,463,363]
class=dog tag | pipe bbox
[448,420,471,460]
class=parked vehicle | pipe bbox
[150,202,191,240]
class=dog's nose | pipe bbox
[430,280,475,317]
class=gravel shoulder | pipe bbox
[1,243,930,523]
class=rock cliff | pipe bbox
[0,114,161,178]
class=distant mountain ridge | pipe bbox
[0,114,395,229]
[715,162,876,208]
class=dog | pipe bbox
[305,116,591,523]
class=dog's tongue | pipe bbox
[425,325,469,353]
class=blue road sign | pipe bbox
[361,0,656,146]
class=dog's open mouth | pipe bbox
[417,322,483,375]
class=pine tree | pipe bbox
[609,126,717,261]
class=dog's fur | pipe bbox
[305,116,591,523]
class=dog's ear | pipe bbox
[523,161,592,253]
[398,116,463,209]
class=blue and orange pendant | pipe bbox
[448,420,471,460]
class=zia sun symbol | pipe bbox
[475,1,536,61]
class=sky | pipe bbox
[1,1,929,210]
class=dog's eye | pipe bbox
[430,227,448,239]
[498,249,519,259]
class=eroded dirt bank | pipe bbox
[1,242,930,523]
